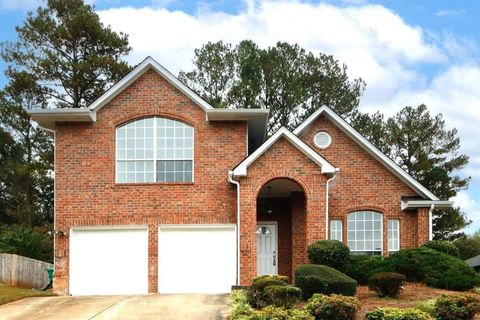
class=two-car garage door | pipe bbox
[69,225,236,295]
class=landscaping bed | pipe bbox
[0,284,55,306]
[355,282,480,320]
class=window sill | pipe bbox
[115,182,194,187]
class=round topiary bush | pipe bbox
[381,248,480,291]
[307,240,350,272]
[247,275,289,308]
[367,272,406,297]
[295,264,357,300]
[422,240,459,257]
[305,294,360,320]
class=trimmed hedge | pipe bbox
[345,255,386,285]
[264,285,301,308]
[434,294,480,320]
[247,275,288,308]
[381,248,480,291]
[422,240,459,257]
[305,294,360,320]
[295,264,357,300]
[368,272,406,297]
[307,240,350,272]
[365,307,432,320]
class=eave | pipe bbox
[401,199,454,210]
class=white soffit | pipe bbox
[293,106,439,201]
[233,127,337,176]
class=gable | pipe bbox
[293,106,439,200]
[232,127,336,177]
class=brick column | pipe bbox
[240,188,256,285]
[417,207,430,246]
[148,225,158,293]
[291,192,307,279]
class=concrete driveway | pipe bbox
[0,294,229,320]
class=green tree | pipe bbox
[0,225,53,262]
[1,0,131,108]
[0,128,23,225]
[0,82,54,228]
[353,105,470,239]
[454,235,480,260]
[180,40,365,133]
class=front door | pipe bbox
[256,223,277,276]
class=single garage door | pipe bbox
[158,225,236,294]
[69,227,148,295]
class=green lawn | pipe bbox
[0,284,55,306]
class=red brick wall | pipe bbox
[53,69,247,294]
[297,114,429,254]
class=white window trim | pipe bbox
[330,219,343,242]
[347,211,384,255]
[387,219,400,253]
[115,117,194,184]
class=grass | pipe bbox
[0,284,55,306]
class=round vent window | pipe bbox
[314,131,332,149]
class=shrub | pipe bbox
[230,290,254,319]
[365,307,432,320]
[245,305,314,320]
[247,275,288,308]
[422,240,459,257]
[345,255,386,285]
[367,272,406,297]
[295,264,357,300]
[473,287,480,295]
[434,294,480,320]
[264,285,301,308]
[381,248,480,291]
[304,294,360,320]
[307,240,350,272]
[415,299,436,317]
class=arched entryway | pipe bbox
[256,178,307,281]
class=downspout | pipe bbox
[429,204,434,240]
[228,170,241,286]
[325,170,338,239]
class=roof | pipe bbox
[28,57,269,148]
[293,106,440,201]
[232,127,337,176]
[465,255,480,268]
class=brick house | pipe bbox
[29,57,453,296]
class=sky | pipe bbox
[0,0,479,233]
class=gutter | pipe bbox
[325,170,339,239]
[228,171,241,286]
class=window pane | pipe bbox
[347,211,383,255]
[330,220,342,241]
[388,219,399,253]
[117,117,194,183]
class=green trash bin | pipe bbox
[47,268,54,283]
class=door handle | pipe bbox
[273,251,276,266]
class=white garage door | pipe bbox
[158,225,236,294]
[69,228,148,295]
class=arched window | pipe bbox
[347,211,382,255]
[116,117,193,183]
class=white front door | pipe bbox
[256,223,277,276]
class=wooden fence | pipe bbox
[0,254,53,289]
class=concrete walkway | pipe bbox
[0,294,229,320]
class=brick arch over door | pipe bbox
[237,136,329,284]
